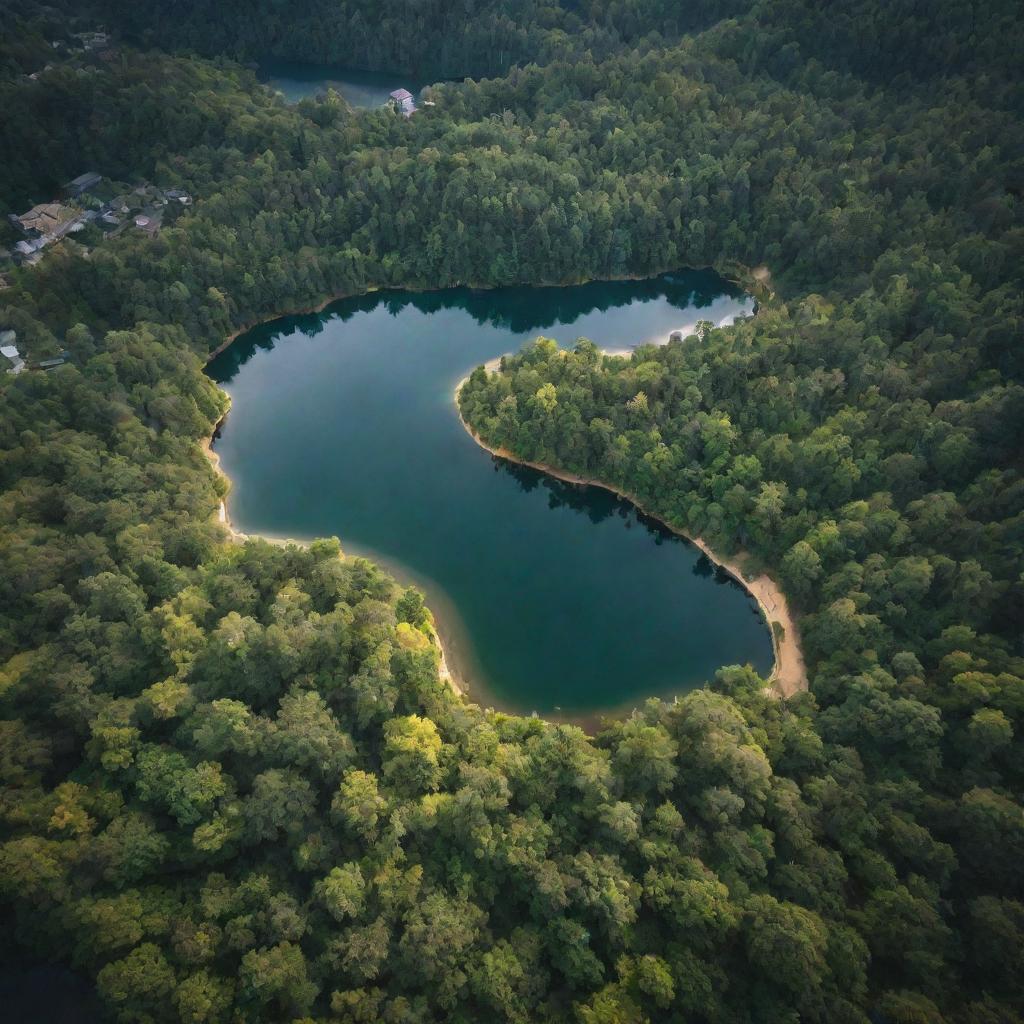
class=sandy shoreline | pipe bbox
[453,374,807,699]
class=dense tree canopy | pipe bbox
[1,1,1023,1022]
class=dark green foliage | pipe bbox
[65,0,751,80]
[1,1,1023,1022]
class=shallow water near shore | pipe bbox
[206,272,771,716]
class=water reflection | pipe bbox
[692,553,715,577]
[215,271,746,378]
[488,455,754,587]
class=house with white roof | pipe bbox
[390,88,416,116]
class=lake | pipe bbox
[207,272,772,718]
[258,59,430,106]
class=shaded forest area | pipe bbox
[1,2,1023,1022]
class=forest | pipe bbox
[1,1,1023,1022]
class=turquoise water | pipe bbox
[207,273,772,717]
[258,59,429,106]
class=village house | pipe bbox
[105,196,132,215]
[1,348,25,374]
[37,351,71,370]
[74,31,110,52]
[390,88,416,116]
[13,238,47,265]
[8,201,88,264]
[63,171,103,198]
[1,330,26,375]
[133,212,161,236]
[14,237,45,257]
[11,202,79,237]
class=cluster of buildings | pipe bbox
[25,30,115,82]
[97,183,191,239]
[9,200,88,263]
[0,329,68,377]
[7,174,192,266]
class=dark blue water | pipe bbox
[0,961,102,1024]
[207,273,772,716]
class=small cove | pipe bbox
[206,273,773,717]
[257,59,432,106]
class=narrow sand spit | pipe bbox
[454,375,807,699]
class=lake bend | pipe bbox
[206,272,772,718]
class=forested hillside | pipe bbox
[1,2,1023,1022]
[58,0,752,79]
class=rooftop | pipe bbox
[67,171,102,189]
[16,203,78,235]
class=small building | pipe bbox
[64,171,103,198]
[2,352,26,375]
[75,31,110,52]
[164,188,193,205]
[134,214,160,236]
[1,333,26,375]
[14,237,46,262]
[13,203,79,238]
[390,88,416,117]
[36,350,71,371]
